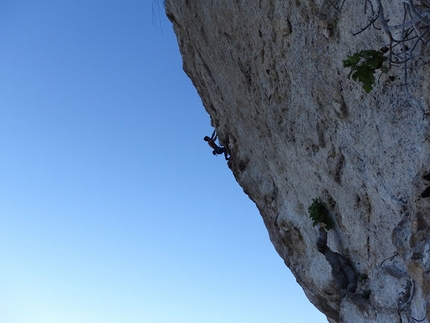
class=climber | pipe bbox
[204,130,229,160]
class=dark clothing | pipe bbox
[214,147,226,155]
[212,147,229,160]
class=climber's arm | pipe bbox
[211,130,217,141]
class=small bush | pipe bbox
[342,49,388,93]
[308,198,333,230]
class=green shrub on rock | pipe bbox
[308,198,333,230]
[343,49,388,93]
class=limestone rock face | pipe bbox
[165,1,430,322]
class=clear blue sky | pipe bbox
[0,1,326,322]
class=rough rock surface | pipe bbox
[165,1,430,322]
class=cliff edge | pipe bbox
[165,1,430,322]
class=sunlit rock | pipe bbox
[165,1,430,322]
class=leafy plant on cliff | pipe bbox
[308,198,333,230]
[342,49,388,93]
[336,1,430,108]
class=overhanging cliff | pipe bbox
[164,1,430,322]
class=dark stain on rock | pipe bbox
[237,58,252,87]
[238,159,248,172]
[166,11,176,23]
[421,186,430,198]
[316,121,326,148]
[334,154,345,184]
